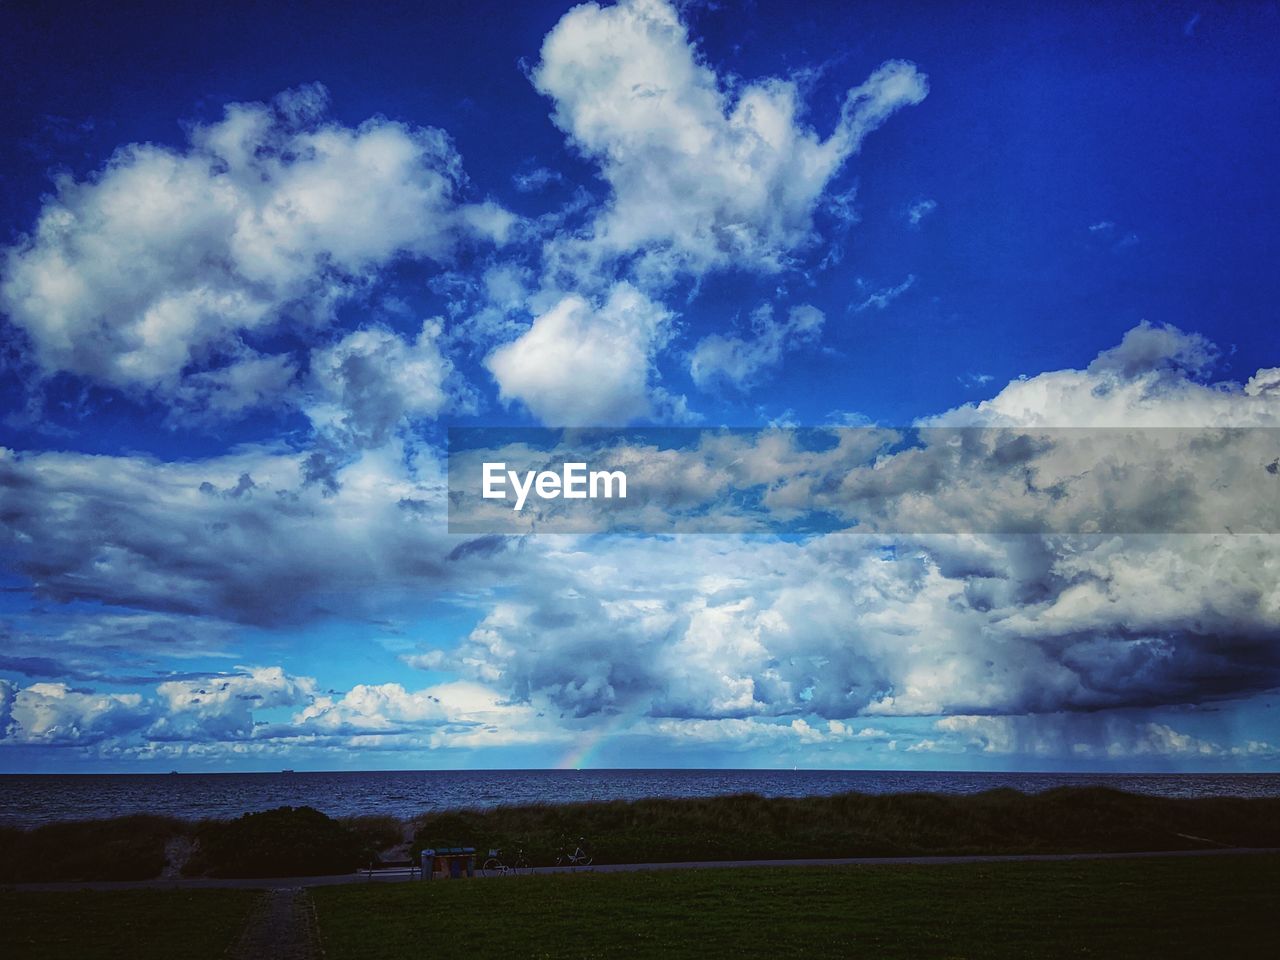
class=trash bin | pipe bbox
[421,846,476,879]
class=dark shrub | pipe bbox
[185,806,364,878]
[340,814,406,862]
[0,815,181,882]
[411,811,482,860]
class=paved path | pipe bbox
[226,888,321,960]
[7,846,1278,892]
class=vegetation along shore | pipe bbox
[4,787,1280,883]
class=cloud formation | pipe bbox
[152,666,313,742]
[438,329,1280,730]
[925,714,1278,762]
[0,443,496,626]
[1,84,508,411]
[0,666,560,757]
[2,681,151,746]
[486,282,677,424]
[534,0,928,286]
[690,304,824,392]
[930,323,1275,428]
[305,319,467,448]
[0,2,1276,772]
[428,531,1280,726]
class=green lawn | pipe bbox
[2,888,259,960]
[312,854,1280,959]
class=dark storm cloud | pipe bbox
[0,611,240,684]
[425,533,1280,722]
[0,445,514,627]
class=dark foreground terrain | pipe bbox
[4,787,1280,881]
[5,854,1278,959]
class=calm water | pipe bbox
[2,769,1278,828]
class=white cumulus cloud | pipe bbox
[305,320,467,448]
[486,281,676,424]
[533,0,928,286]
[2,681,151,745]
[0,84,509,409]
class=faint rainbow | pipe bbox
[555,708,635,770]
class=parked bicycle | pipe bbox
[482,842,530,876]
[555,836,593,867]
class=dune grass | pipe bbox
[1,888,258,960]
[4,788,1279,882]
[0,815,184,882]
[312,853,1280,960]
[183,805,369,878]
[410,787,1280,866]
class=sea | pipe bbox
[1,769,1278,829]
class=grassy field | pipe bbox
[312,854,1280,959]
[2,888,258,960]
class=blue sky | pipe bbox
[0,0,1277,772]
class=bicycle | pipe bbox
[555,836,593,867]
[481,842,530,876]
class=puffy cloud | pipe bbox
[1244,368,1280,398]
[770,430,1278,536]
[929,322,1275,428]
[441,324,1278,736]
[305,319,468,448]
[292,681,446,735]
[0,668,557,755]
[434,327,1280,724]
[3,323,1278,761]
[400,650,451,672]
[641,715,888,749]
[170,352,299,423]
[152,666,314,742]
[0,84,507,407]
[533,0,927,285]
[292,680,550,748]
[1086,320,1217,380]
[454,324,1280,534]
[690,304,824,392]
[485,282,677,424]
[0,680,13,737]
[431,531,1280,726]
[1,681,151,745]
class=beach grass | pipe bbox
[409,786,1280,866]
[0,815,184,882]
[1,888,258,960]
[5,788,1280,883]
[311,853,1280,959]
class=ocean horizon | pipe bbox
[4,768,1279,830]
